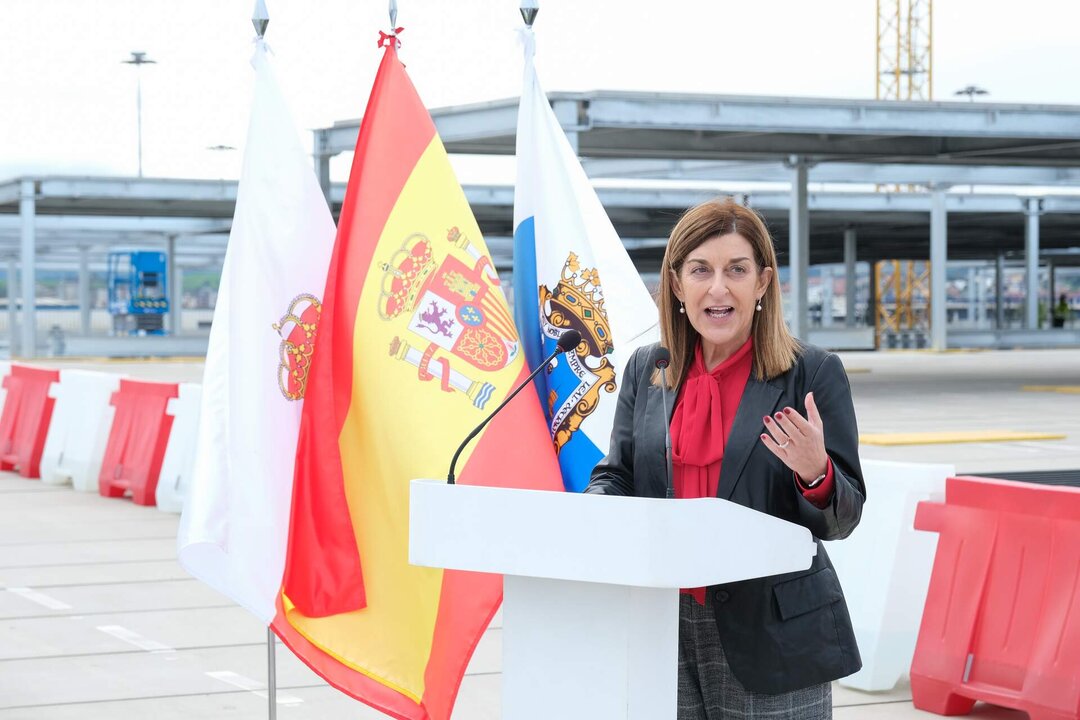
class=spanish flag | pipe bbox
[272,31,562,720]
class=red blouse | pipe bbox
[670,338,834,604]
[670,338,755,501]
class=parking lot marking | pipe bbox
[206,671,304,705]
[860,430,1066,446]
[6,587,72,610]
[1022,385,1080,394]
[96,624,175,653]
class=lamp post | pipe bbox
[206,144,237,180]
[122,51,157,177]
[954,85,989,102]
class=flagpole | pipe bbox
[267,626,278,720]
[246,0,278,709]
[521,0,539,26]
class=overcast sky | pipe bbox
[3,0,1079,183]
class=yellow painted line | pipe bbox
[1022,385,1080,394]
[860,430,1066,446]
[844,367,871,374]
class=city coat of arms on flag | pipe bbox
[538,252,617,452]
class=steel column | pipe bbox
[995,253,1006,329]
[1024,198,1041,329]
[1049,263,1056,327]
[930,188,948,351]
[6,258,17,355]
[975,265,986,327]
[314,130,332,204]
[167,235,180,335]
[821,267,834,327]
[19,180,36,357]
[565,130,580,155]
[843,228,857,326]
[788,158,809,339]
[78,245,91,335]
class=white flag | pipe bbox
[512,29,659,493]
[177,39,335,623]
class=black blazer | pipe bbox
[586,341,865,694]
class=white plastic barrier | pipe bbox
[827,459,954,692]
[39,369,121,491]
[156,382,202,513]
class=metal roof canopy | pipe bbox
[4,177,1080,266]
[313,91,1080,344]
[319,92,1080,167]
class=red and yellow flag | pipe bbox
[272,33,562,720]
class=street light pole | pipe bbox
[122,51,157,177]
[954,85,989,102]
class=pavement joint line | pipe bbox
[0,534,179,547]
[6,586,73,610]
[206,671,305,705]
[833,698,915,707]
[96,624,176,653]
[0,642,266,663]
[0,557,179,569]
[0,577,192,590]
[0,603,237,621]
[0,578,195,590]
[0,488,67,495]
[12,537,177,547]
[0,684,329,711]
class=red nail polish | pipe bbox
[760,434,768,441]
[783,408,793,415]
[763,416,771,424]
[774,412,784,421]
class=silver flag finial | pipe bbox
[520,0,538,26]
[390,0,398,27]
[252,0,269,38]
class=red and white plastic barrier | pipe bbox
[911,475,1080,719]
[39,369,122,491]
[0,364,60,478]
[156,382,202,513]
[98,379,180,506]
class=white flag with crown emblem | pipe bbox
[177,39,336,624]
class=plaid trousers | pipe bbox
[678,594,832,720]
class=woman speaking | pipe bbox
[586,198,865,719]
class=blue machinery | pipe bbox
[107,251,169,335]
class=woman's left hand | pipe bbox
[760,391,829,483]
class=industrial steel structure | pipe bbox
[4,92,1080,357]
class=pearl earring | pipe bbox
[679,303,685,314]
[756,299,763,312]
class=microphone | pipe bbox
[652,346,675,499]
[446,329,582,485]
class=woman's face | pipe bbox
[671,232,773,366]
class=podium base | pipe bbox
[503,576,677,720]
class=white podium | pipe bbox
[409,480,818,720]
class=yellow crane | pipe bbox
[877,0,933,100]
[874,1,933,347]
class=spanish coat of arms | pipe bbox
[380,229,519,409]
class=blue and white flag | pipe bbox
[513,29,659,492]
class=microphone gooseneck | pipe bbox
[652,346,675,499]
[446,329,582,485]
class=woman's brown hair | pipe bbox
[655,197,799,387]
